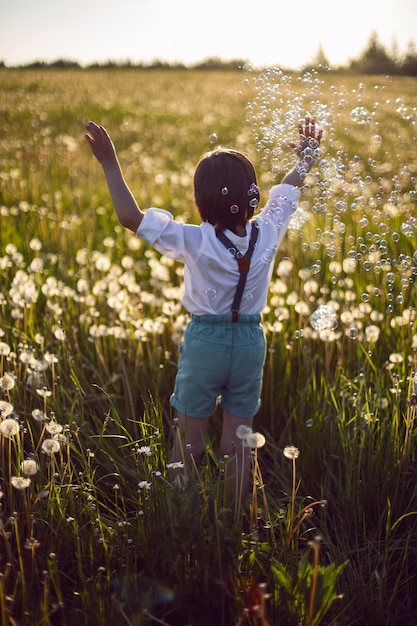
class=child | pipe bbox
[85,117,322,499]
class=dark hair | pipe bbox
[193,149,260,231]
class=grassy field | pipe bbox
[0,68,416,625]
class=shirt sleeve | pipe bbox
[264,184,300,216]
[256,183,301,248]
[136,207,191,262]
[136,208,174,245]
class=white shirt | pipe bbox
[136,183,300,315]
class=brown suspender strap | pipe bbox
[216,221,259,322]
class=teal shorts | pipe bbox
[170,313,266,419]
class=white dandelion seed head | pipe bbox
[29,237,42,251]
[11,476,31,490]
[45,421,63,435]
[364,325,381,343]
[245,432,266,449]
[0,341,11,356]
[44,352,59,364]
[41,438,61,455]
[32,409,48,422]
[34,333,45,346]
[53,327,66,341]
[0,373,15,391]
[36,387,52,399]
[21,459,39,476]
[276,258,294,277]
[283,445,300,460]
[18,349,35,365]
[342,257,357,274]
[0,418,20,438]
[319,328,341,342]
[0,401,14,418]
[236,425,253,440]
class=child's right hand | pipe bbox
[290,117,322,158]
[85,122,117,164]
[281,118,322,187]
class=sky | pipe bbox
[1,0,416,69]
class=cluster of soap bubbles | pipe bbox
[349,106,373,125]
[310,304,338,331]
[245,68,336,176]
[244,66,417,317]
[245,67,416,180]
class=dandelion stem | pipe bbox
[308,539,320,622]
[250,452,258,537]
[290,456,297,530]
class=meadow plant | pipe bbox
[0,67,416,624]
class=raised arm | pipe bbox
[85,122,143,232]
[281,117,322,188]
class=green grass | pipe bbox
[0,68,416,625]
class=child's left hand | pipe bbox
[85,121,117,165]
[290,117,322,157]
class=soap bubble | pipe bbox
[348,327,359,340]
[261,248,276,263]
[204,288,217,300]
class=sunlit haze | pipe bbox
[1,0,416,68]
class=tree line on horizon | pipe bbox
[2,32,417,76]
